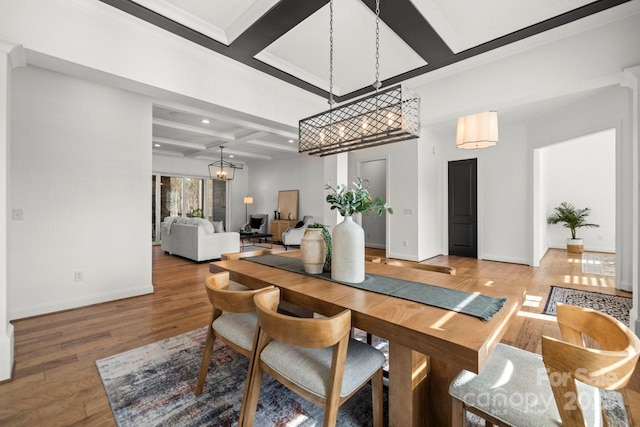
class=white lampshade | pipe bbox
[244,196,254,205]
[456,111,499,149]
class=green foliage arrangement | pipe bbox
[186,208,203,218]
[325,177,393,217]
[308,223,332,272]
[547,202,599,239]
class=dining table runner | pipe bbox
[243,255,507,321]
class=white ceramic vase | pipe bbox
[331,215,365,283]
[300,228,326,274]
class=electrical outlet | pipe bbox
[598,235,603,241]
[74,271,84,281]
[12,208,24,220]
[402,240,408,247]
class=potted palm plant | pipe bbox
[547,202,599,253]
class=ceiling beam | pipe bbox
[360,0,453,64]
[153,102,298,140]
[153,118,236,140]
[206,146,272,160]
[229,0,328,58]
[152,137,207,150]
[99,0,633,103]
[244,139,299,153]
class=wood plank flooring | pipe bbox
[0,247,636,425]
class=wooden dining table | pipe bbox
[210,253,525,426]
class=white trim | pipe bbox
[9,286,154,321]
[480,254,529,265]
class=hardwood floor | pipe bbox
[0,247,636,425]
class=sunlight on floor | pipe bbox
[516,310,557,322]
[523,294,543,308]
[563,275,609,287]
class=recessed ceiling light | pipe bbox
[288,139,294,143]
[201,119,210,124]
[229,155,234,158]
[153,143,161,147]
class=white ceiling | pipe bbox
[113,0,633,164]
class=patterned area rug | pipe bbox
[582,252,616,276]
[543,286,632,325]
[96,327,384,426]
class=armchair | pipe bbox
[244,214,268,234]
[281,215,314,249]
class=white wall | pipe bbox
[9,66,153,319]
[247,155,325,228]
[543,129,616,252]
[0,0,324,129]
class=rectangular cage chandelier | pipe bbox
[299,84,420,156]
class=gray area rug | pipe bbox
[96,327,384,426]
[543,285,632,325]
[582,252,616,276]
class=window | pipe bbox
[151,174,227,243]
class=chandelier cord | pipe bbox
[373,0,381,92]
[328,0,334,107]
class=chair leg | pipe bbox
[451,397,465,427]
[371,368,384,427]
[239,330,267,427]
[194,323,216,396]
[323,397,341,427]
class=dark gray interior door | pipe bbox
[448,159,478,258]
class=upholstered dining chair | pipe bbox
[194,271,273,396]
[384,259,456,275]
[449,303,640,426]
[239,288,386,427]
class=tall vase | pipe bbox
[331,216,365,283]
[300,228,326,274]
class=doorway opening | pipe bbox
[532,128,616,272]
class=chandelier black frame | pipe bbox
[298,0,420,157]
[208,146,242,181]
[298,84,420,156]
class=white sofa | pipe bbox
[161,217,240,261]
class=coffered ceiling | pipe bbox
[97,0,633,163]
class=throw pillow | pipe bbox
[212,221,224,233]
[295,221,304,228]
[249,217,263,230]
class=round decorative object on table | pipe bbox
[331,216,365,283]
[300,228,326,274]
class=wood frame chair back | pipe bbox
[240,288,383,427]
[194,271,273,396]
[542,303,640,426]
[221,249,272,260]
[385,259,456,275]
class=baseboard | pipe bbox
[0,323,14,382]
[387,252,419,261]
[480,253,529,265]
[632,312,640,336]
[547,243,615,253]
[9,285,154,320]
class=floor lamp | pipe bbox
[244,196,253,227]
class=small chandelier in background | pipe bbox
[456,111,499,149]
[208,146,242,180]
[298,0,420,157]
